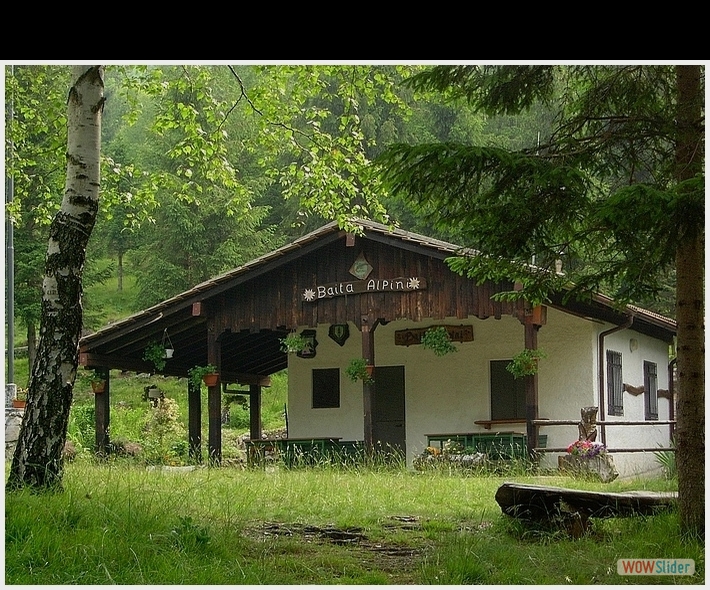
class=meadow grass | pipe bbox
[6,273,703,583]
[4,461,704,585]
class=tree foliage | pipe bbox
[378,65,703,309]
[377,64,704,538]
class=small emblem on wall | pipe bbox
[297,330,318,358]
[349,252,373,280]
[328,324,350,347]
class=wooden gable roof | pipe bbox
[79,219,676,383]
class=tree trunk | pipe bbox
[673,65,704,539]
[7,66,104,490]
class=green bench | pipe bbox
[246,438,364,467]
[425,432,547,460]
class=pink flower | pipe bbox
[567,440,606,458]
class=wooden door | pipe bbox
[372,365,406,455]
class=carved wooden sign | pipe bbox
[301,277,426,302]
[395,324,473,347]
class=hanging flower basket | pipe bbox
[162,328,175,359]
[346,358,374,384]
[202,373,219,387]
[188,364,219,388]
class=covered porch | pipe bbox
[78,221,549,463]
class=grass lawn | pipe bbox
[4,462,703,585]
[6,272,703,584]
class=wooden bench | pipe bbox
[495,482,677,536]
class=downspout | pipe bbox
[668,356,677,441]
[598,313,634,445]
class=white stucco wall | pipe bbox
[286,310,672,477]
[598,327,673,477]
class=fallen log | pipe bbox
[495,482,677,535]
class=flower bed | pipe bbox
[413,441,486,471]
[559,440,618,482]
[566,440,607,458]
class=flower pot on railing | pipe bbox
[12,399,26,409]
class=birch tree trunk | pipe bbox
[7,66,104,490]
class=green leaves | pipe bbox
[244,65,416,230]
[378,65,704,309]
[402,65,556,115]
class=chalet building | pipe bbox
[79,220,676,476]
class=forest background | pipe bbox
[4,63,679,374]
[3,63,705,547]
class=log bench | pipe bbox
[495,482,677,537]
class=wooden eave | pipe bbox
[79,219,676,380]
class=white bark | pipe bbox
[8,66,104,489]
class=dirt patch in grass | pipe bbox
[247,516,430,583]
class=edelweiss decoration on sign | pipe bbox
[302,277,427,302]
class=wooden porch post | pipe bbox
[524,320,540,460]
[361,315,379,453]
[249,383,262,441]
[207,324,222,465]
[188,377,202,463]
[520,304,546,461]
[93,366,110,456]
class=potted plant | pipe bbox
[506,348,547,378]
[345,358,374,385]
[559,439,618,482]
[421,326,458,356]
[143,341,168,372]
[189,364,219,389]
[12,388,27,409]
[279,332,310,355]
[90,370,107,394]
[162,328,174,359]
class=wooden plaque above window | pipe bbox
[395,325,473,347]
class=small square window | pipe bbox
[312,368,340,409]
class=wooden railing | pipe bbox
[531,418,676,453]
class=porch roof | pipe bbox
[79,219,677,383]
